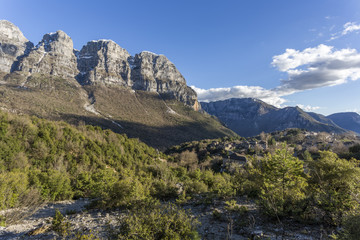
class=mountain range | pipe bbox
[201,98,360,137]
[1,20,359,146]
[0,20,235,149]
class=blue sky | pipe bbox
[1,0,360,115]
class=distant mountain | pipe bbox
[327,112,360,134]
[0,20,236,149]
[201,98,347,137]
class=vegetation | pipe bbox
[51,209,71,237]
[112,200,200,240]
[1,108,360,238]
[306,151,360,225]
[0,110,236,237]
[246,145,308,218]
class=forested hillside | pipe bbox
[1,109,360,239]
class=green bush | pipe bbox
[114,202,200,240]
[184,180,208,195]
[210,172,235,197]
[0,171,29,210]
[29,169,73,201]
[51,209,71,237]
[244,144,308,218]
[307,151,360,225]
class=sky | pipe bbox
[1,0,360,115]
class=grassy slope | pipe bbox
[0,73,237,149]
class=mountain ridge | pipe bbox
[0,20,236,149]
[0,20,198,109]
[201,98,348,137]
[327,112,360,135]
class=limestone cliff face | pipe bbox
[77,44,198,107]
[0,20,199,109]
[16,30,78,78]
[0,20,33,73]
[76,40,131,86]
[130,51,197,106]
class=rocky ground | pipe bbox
[0,198,331,240]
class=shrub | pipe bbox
[114,202,200,240]
[210,173,235,198]
[184,180,208,195]
[307,151,360,225]
[51,209,71,237]
[0,171,29,210]
[246,144,308,218]
[29,169,73,201]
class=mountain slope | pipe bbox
[327,112,360,134]
[0,20,236,149]
[201,98,347,137]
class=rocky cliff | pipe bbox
[130,51,197,106]
[0,20,33,73]
[15,30,78,79]
[201,98,347,137]
[0,20,198,109]
[76,40,131,86]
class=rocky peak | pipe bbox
[131,51,186,90]
[0,20,199,109]
[0,20,28,43]
[15,30,78,78]
[77,44,198,108]
[39,30,74,55]
[130,51,197,106]
[0,20,33,73]
[76,40,131,85]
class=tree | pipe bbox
[307,151,360,225]
[179,150,198,171]
[249,144,308,218]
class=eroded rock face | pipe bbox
[0,20,199,109]
[130,51,197,106]
[76,44,198,107]
[16,31,78,78]
[0,20,33,73]
[76,40,131,86]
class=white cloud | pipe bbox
[192,44,360,112]
[329,22,360,40]
[342,22,360,35]
[296,104,320,112]
[272,44,360,91]
[191,85,287,107]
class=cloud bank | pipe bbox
[192,44,360,110]
[191,85,287,107]
[272,44,360,92]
